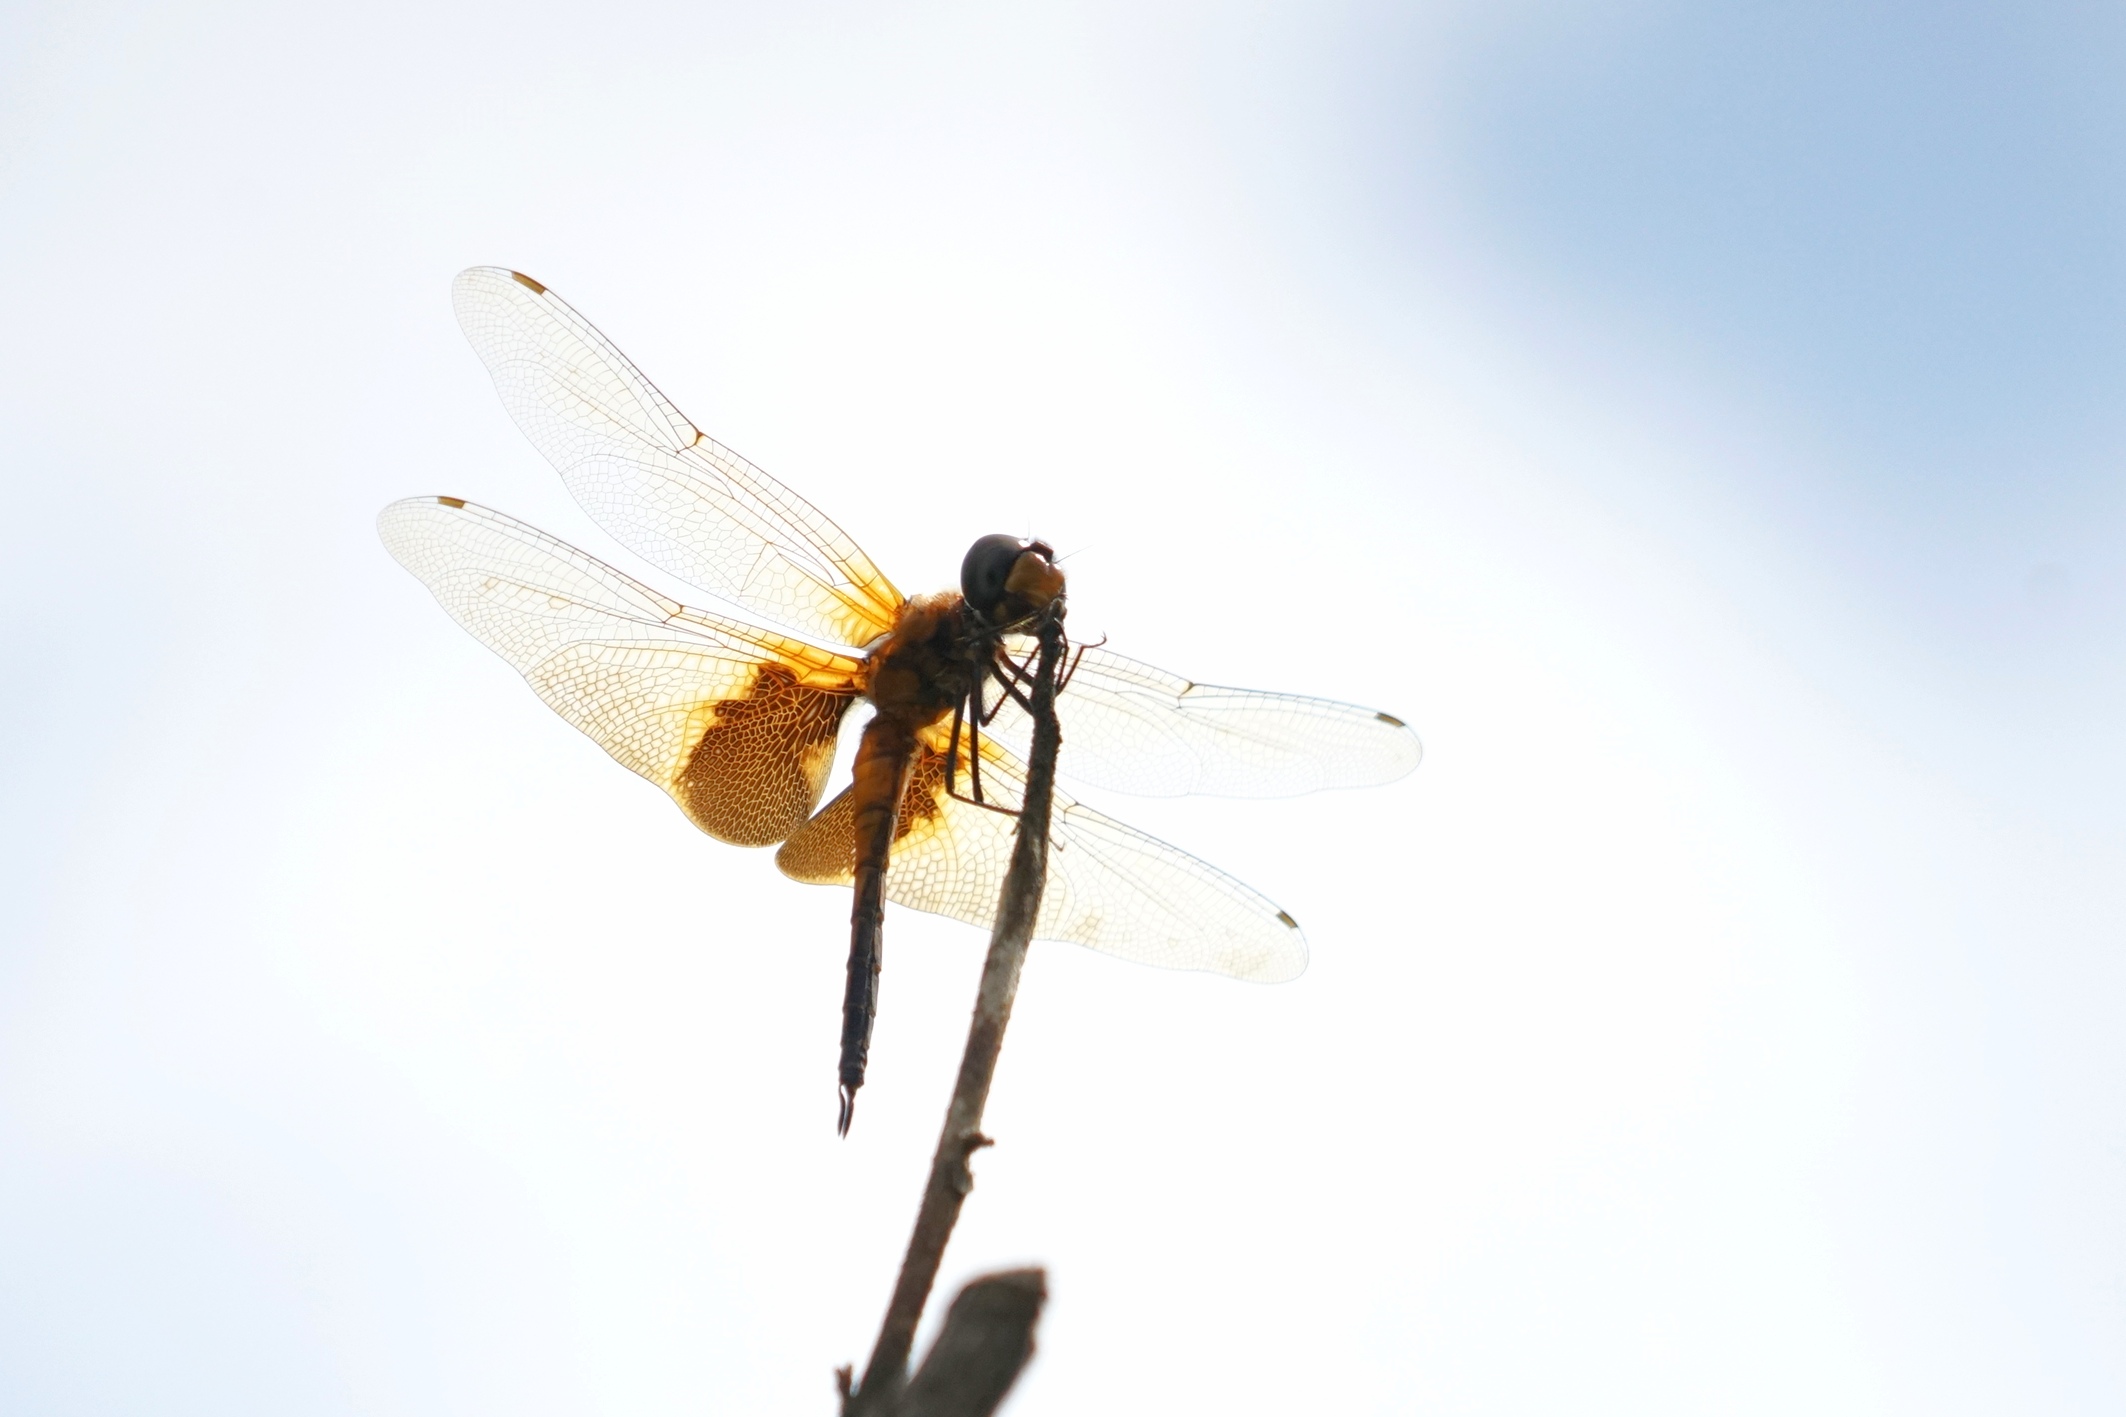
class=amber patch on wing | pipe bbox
[775,789,854,883]
[675,664,849,846]
[893,747,950,841]
[774,742,958,883]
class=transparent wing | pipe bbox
[975,642,1421,797]
[379,496,863,846]
[775,727,1306,982]
[452,267,905,648]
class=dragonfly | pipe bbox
[380,267,1422,1133]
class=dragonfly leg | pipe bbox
[944,693,966,796]
[985,663,1038,718]
[993,643,1039,695]
[943,784,1023,819]
[1057,634,1103,693]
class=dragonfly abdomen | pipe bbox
[839,711,919,1135]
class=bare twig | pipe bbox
[842,618,1066,1416]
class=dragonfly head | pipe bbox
[961,534,1065,627]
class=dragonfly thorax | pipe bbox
[863,591,981,730]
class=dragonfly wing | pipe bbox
[776,730,1305,982]
[451,267,905,648]
[979,642,1422,797]
[380,497,863,845]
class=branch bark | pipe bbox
[842,619,1066,1416]
[895,1268,1047,1417]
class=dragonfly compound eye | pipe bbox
[960,533,1032,615]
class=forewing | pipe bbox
[451,267,905,647]
[379,497,863,846]
[775,729,1305,982]
[979,642,1422,797]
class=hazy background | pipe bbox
[3,2,2122,1412]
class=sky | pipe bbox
[2,2,2123,1413]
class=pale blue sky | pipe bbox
[1436,2,2126,685]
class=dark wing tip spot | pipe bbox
[437,495,467,508]
[1276,910,1300,930]
[509,271,547,294]
[1376,712,1405,727]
